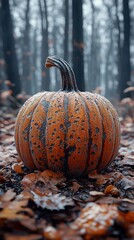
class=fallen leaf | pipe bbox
[124,86,134,93]
[5,80,15,87]
[89,191,104,196]
[0,90,13,99]
[104,185,120,197]
[43,226,61,240]
[70,181,82,193]
[21,170,66,194]
[21,172,40,189]
[40,170,66,186]
[0,189,16,202]
[0,175,6,183]
[4,234,42,240]
[72,203,119,237]
[31,191,74,210]
[117,177,134,191]
[12,162,24,174]
[0,199,33,220]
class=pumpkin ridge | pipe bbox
[45,91,66,170]
[27,93,49,168]
[95,96,115,171]
[100,97,116,169]
[15,97,32,161]
[19,93,45,169]
[63,94,69,173]
[78,92,91,175]
[94,98,105,171]
[81,93,103,172]
[30,92,56,170]
[101,97,120,167]
[66,92,90,176]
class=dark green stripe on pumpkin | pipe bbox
[19,93,45,169]
[95,96,115,172]
[94,98,105,171]
[78,92,91,176]
[30,92,55,170]
[63,94,69,174]
[101,97,119,168]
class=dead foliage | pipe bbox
[0,101,134,240]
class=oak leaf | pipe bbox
[31,191,74,210]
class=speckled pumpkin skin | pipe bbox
[15,56,120,177]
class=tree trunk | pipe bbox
[32,27,38,94]
[104,2,114,98]
[120,0,131,99]
[0,8,4,91]
[72,0,85,91]
[52,0,59,90]
[115,0,122,100]
[39,0,50,91]
[22,0,31,94]
[1,0,21,96]
[89,0,96,91]
[64,0,69,62]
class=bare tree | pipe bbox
[52,0,59,90]
[72,0,85,91]
[22,0,31,94]
[89,0,96,91]
[31,27,38,93]
[103,1,114,97]
[1,0,21,96]
[39,0,50,91]
[0,6,4,91]
[64,0,69,62]
[115,0,122,99]
[120,0,131,99]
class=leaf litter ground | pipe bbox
[0,104,134,240]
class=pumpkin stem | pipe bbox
[45,56,78,91]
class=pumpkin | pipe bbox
[15,56,120,177]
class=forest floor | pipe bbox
[0,99,134,240]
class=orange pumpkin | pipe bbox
[15,56,120,177]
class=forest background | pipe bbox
[0,0,134,103]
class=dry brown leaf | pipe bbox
[88,171,115,185]
[0,175,6,183]
[21,172,40,189]
[43,226,62,240]
[120,97,134,106]
[40,170,66,186]
[72,203,119,237]
[5,80,15,87]
[124,86,134,93]
[70,181,82,193]
[0,90,13,99]
[31,191,74,210]
[117,177,134,191]
[21,170,66,194]
[0,145,17,167]
[104,185,120,197]
[4,234,42,240]
[12,162,24,174]
[89,191,104,196]
[0,199,33,220]
[43,224,83,240]
[0,189,16,202]
[16,191,33,201]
